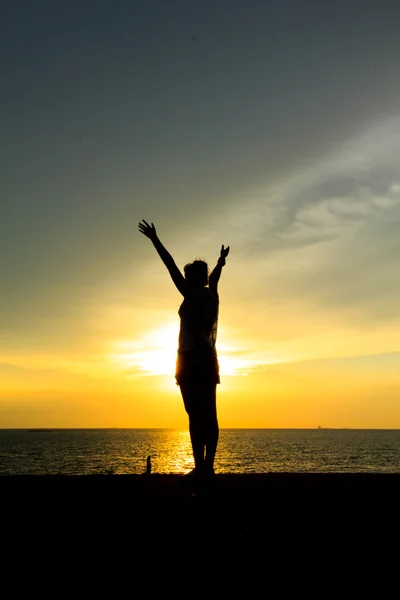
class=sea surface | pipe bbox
[0,428,399,476]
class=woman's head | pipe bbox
[184,260,209,287]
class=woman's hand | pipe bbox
[138,219,158,241]
[220,244,230,259]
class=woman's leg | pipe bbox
[204,383,218,473]
[180,380,219,474]
[180,381,205,472]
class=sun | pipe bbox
[111,322,179,376]
[140,323,179,375]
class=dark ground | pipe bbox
[2,473,398,591]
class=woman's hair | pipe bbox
[184,259,209,287]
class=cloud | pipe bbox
[225,115,400,252]
[0,362,26,374]
[216,115,400,323]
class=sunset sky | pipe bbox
[2,0,400,428]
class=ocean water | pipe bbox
[1,428,400,476]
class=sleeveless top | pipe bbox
[178,288,219,356]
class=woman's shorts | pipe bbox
[175,350,220,386]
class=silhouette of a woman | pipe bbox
[139,220,229,484]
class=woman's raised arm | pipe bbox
[138,219,186,295]
[209,244,230,296]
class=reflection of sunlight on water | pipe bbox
[150,430,194,474]
[0,428,196,475]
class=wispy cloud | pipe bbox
[225,115,400,254]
